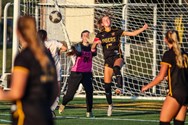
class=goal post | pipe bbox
[11,0,165,100]
[9,0,188,100]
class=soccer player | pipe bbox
[38,29,67,115]
[58,30,98,118]
[94,15,148,116]
[141,30,188,125]
[0,16,58,125]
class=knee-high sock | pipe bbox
[104,83,112,105]
[159,121,170,125]
[174,119,185,125]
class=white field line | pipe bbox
[0,119,11,123]
[55,116,188,124]
[55,116,158,122]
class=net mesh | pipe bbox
[19,0,188,99]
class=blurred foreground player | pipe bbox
[0,16,58,125]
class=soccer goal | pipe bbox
[8,0,187,100]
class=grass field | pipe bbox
[1,98,188,125]
[0,46,12,74]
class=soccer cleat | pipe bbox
[86,112,94,118]
[107,104,113,117]
[58,104,65,114]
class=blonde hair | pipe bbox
[165,30,188,68]
[17,16,50,73]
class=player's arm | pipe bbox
[91,43,98,57]
[66,43,82,56]
[141,63,168,92]
[0,67,29,101]
[122,23,148,36]
[91,38,101,52]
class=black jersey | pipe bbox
[96,28,124,59]
[12,47,57,125]
[161,48,188,98]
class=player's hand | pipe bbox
[142,23,148,30]
[141,85,148,93]
[94,38,101,44]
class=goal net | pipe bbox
[18,0,188,100]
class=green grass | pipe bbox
[1,98,188,125]
[55,98,161,125]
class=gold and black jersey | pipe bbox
[12,47,57,125]
[96,28,124,59]
[161,48,188,98]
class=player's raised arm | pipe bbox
[122,23,148,36]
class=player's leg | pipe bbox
[173,105,187,125]
[59,72,82,114]
[51,66,62,117]
[160,96,181,124]
[51,67,62,112]
[113,58,124,89]
[51,80,61,117]
[104,66,113,116]
[82,72,94,117]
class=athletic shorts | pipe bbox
[170,93,188,106]
[104,55,124,68]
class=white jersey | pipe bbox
[44,39,63,81]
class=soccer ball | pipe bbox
[49,10,62,23]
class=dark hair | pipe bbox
[81,30,90,37]
[38,29,47,42]
[97,15,111,31]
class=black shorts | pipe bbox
[104,55,124,68]
[169,93,188,106]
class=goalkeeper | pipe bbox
[94,15,148,116]
[142,30,188,125]
[58,30,98,118]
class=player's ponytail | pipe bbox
[17,16,51,74]
[165,30,188,68]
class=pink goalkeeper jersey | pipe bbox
[71,44,94,72]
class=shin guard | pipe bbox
[113,66,123,88]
